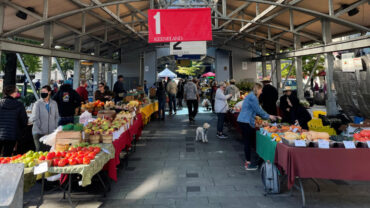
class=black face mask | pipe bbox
[41,93,49,99]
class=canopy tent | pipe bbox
[158,68,177,78]
[201,72,216,77]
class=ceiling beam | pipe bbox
[219,2,251,28]
[0,39,119,63]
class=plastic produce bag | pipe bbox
[39,126,62,151]
[79,111,92,125]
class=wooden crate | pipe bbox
[56,131,82,146]
[97,110,116,119]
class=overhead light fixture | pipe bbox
[341,4,359,16]
[15,7,36,20]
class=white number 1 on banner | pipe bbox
[154,12,161,34]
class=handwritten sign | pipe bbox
[318,139,329,149]
[343,141,356,149]
[34,162,48,175]
[295,140,306,147]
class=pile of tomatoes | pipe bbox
[39,146,101,167]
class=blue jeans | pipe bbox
[158,100,165,119]
[217,113,225,133]
[168,94,177,113]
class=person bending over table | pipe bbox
[237,83,278,171]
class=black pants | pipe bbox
[168,94,177,113]
[186,100,198,120]
[217,113,225,133]
[0,140,16,157]
[177,97,183,107]
[238,122,259,165]
[158,99,166,119]
[211,99,215,112]
[59,116,75,126]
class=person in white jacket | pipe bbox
[215,82,232,138]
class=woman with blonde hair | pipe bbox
[237,83,278,170]
[215,82,232,138]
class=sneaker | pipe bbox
[244,161,250,170]
[246,164,258,171]
[217,134,227,139]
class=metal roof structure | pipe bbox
[0,0,369,62]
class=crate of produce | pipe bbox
[313,110,326,118]
[97,110,116,119]
[56,131,82,145]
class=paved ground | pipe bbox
[24,107,370,208]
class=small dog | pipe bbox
[195,123,211,143]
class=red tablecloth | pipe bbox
[275,143,370,189]
[104,113,143,181]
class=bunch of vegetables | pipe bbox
[353,130,370,142]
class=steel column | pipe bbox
[262,44,267,77]
[294,34,304,100]
[0,3,3,69]
[93,42,101,92]
[53,57,66,81]
[106,48,113,90]
[322,18,338,115]
[275,43,282,96]
[73,37,81,89]
[42,23,53,86]
[17,54,39,100]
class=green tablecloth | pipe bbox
[256,131,277,163]
[48,143,115,187]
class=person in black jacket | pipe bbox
[259,78,278,115]
[113,75,126,103]
[280,86,311,129]
[176,79,184,109]
[0,85,28,156]
[156,81,166,120]
[53,80,81,125]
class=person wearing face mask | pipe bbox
[76,80,89,103]
[31,86,59,151]
[0,85,28,156]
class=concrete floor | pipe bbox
[24,108,370,208]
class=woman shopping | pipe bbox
[215,82,232,138]
[31,85,59,151]
[94,82,113,102]
[237,83,278,171]
[0,86,28,156]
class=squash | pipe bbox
[284,132,300,140]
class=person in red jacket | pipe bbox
[76,80,88,103]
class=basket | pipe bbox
[313,110,327,118]
[101,135,113,143]
[89,134,101,144]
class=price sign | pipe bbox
[318,139,329,149]
[295,140,306,147]
[34,162,48,175]
[292,128,298,133]
[367,141,370,148]
[113,131,120,140]
[343,141,356,149]
[148,8,212,43]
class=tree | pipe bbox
[52,57,74,73]
[17,54,41,74]
[280,55,325,78]
[176,61,205,76]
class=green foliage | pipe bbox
[176,61,205,76]
[280,55,325,78]
[236,80,254,92]
[52,57,74,73]
[17,54,41,74]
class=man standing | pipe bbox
[166,78,178,115]
[143,80,149,95]
[76,79,89,103]
[53,80,81,125]
[259,77,278,115]
[113,75,126,103]
[184,78,199,122]
[225,79,240,101]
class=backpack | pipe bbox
[261,162,280,194]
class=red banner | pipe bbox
[148,8,212,43]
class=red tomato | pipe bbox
[88,147,94,152]
[69,147,77,153]
[39,155,46,161]
[93,147,101,154]
[83,157,91,165]
[88,152,96,159]
[46,152,55,160]
[81,147,88,152]
[76,147,82,151]
[61,152,67,157]
[52,158,60,166]
[78,151,85,156]
[66,153,72,158]
[58,159,68,167]
[68,158,77,166]
[76,157,84,164]
[55,151,62,157]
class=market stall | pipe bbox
[256,118,370,207]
